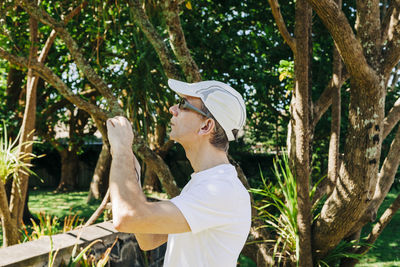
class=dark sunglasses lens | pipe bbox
[178,99,185,109]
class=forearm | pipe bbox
[109,148,146,229]
[110,148,168,250]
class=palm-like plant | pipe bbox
[0,122,40,246]
[0,123,37,185]
[251,153,364,266]
[250,154,298,266]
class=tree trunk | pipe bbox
[0,180,19,247]
[312,79,385,260]
[9,12,39,234]
[87,143,111,202]
[143,122,168,192]
[143,168,161,192]
[292,1,313,265]
[5,67,24,120]
[56,150,79,192]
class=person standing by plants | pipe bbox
[107,79,250,266]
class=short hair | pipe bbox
[200,102,229,153]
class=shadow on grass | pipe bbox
[29,189,102,220]
[357,191,400,266]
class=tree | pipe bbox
[269,0,400,265]
[0,0,182,245]
[37,97,98,192]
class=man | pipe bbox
[107,79,251,267]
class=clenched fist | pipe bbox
[106,116,134,156]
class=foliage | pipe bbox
[47,237,118,267]
[20,211,84,242]
[357,191,400,265]
[250,154,298,265]
[250,153,325,266]
[278,59,294,94]
[181,0,293,151]
[74,238,118,267]
[0,122,39,184]
[22,212,60,241]
[318,240,368,267]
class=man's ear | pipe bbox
[199,118,215,136]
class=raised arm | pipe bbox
[106,116,190,250]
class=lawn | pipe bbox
[356,191,400,267]
[28,189,102,219]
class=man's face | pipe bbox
[169,96,206,144]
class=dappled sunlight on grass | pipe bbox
[357,191,400,266]
[29,189,102,219]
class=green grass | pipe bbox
[356,191,400,267]
[28,189,102,219]
[0,189,103,247]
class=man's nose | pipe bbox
[169,104,178,116]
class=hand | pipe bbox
[106,116,134,156]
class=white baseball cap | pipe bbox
[168,79,246,141]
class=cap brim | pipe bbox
[168,79,201,98]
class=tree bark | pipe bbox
[382,97,400,139]
[9,12,38,235]
[327,0,343,196]
[162,1,201,83]
[5,67,24,118]
[307,0,378,85]
[143,168,161,192]
[293,1,313,265]
[307,0,386,260]
[0,179,19,247]
[128,0,181,80]
[311,71,348,130]
[347,122,400,236]
[56,150,79,192]
[87,143,111,202]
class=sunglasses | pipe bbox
[178,98,210,118]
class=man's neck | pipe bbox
[183,141,229,173]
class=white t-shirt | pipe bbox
[163,164,251,267]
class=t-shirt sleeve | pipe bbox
[170,180,237,234]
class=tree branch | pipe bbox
[128,0,181,80]
[40,89,97,123]
[382,4,400,78]
[388,62,400,92]
[327,8,342,196]
[161,1,201,82]
[306,0,378,86]
[383,97,400,139]
[355,0,381,67]
[358,193,400,254]
[18,0,122,116]
[84,188,110,227]
[348,122,400,235]
[381,3,396,46]
[312,69,349,129]
[267,0,296,53]
[38,1,87,63]
[370,123,400,215]
[0,48,109,121]
[343,193,400,267]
